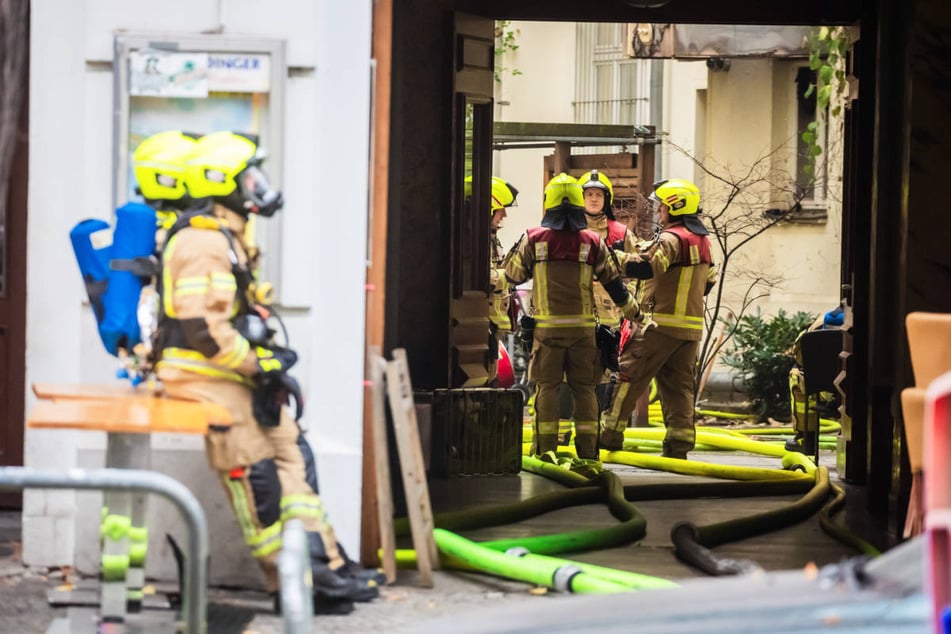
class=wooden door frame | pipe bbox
[0,30,29,508]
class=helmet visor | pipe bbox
[238,166,283,214]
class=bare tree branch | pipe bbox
[660,139,815,404]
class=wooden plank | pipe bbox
[370,348,398,584]
[33,383,165,401]
[569,167,640,179]
[361,0,392,567]
[27,398,232,434]
[568,153,638,170]
[385,348,439,587]
[605,176,642,189]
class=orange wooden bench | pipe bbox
[27,383,232,624]
[30,383,232,434]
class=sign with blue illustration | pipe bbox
[130,50,271,97]
[129,50,209,97]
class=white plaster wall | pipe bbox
[702,58,842,323]
[493,21,578,253]
[25,0,371,586]
[660,59,708,182]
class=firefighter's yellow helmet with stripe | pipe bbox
[132,131,198,204]
[543,173,584,211]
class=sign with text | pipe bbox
[207,53,271,92]
[129,50,208,97]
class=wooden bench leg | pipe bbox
[126,436,151,613]
[101,432,152,621]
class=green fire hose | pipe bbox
[432,529,674,593]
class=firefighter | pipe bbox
[787,306,844,453]
[96,130,201,612]
[578,169,641,407]
[487,176,520,384]
[156,131,380,614]
[599,178,717,460]
[579,169,640,321]
[503,173,640,460]
[130,131,203,371]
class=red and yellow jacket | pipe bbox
[504,226,639,339]
[641,224,717,341]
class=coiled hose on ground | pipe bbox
[390,406,872,593]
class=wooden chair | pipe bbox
[903,312,951,539]
[28,383,231,625]
[906,312,951,387]
[901,387,926,537]
[923,371,951,632]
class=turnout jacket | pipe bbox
[489,230,513,331]
[640,224,717,341]
[504,226,638,340]
[587,215,639,329]
[156,208,260,384]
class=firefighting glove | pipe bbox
[625,259,653,279]
[253,370,305,427]
[620,296,642,323]
[254,346,298,375]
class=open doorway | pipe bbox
[489,20,847,441]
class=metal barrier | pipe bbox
[278,519,313,633]
[0,466,208,634]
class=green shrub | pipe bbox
[722,308,816,422]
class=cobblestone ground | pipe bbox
[236,571,543,634]
[0,510,66,633]
[0,566,545,633]
[0,508,547,633]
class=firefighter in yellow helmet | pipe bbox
[156,131,380,614]
[599,178,718,459]
[483,176,520,384]
[98,130,202,614]
[503,173,641,459]
[578,169,642,407]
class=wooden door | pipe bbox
[0,35,29,508]
[448,13,495,388]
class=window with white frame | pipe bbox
[574,23,651,147]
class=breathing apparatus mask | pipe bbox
[236,163,284,218]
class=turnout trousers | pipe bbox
[529,331,601,459]
[600,328,698,456]
[163,378,344,592]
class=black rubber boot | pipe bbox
[337,541,387,586]
[272,591,355,616]
[574,434,599,460]
[599,428,625,451]
[661,442,688,460]
[308,533,380,602]
[313,594,356,615]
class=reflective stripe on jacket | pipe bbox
[591,219,637,328]
[489,232,512,330]
[504,226,624,339]
[643,224,714,341]
[156,216,259,382]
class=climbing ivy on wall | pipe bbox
[494,21,522,82]
[801,26,851,177]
